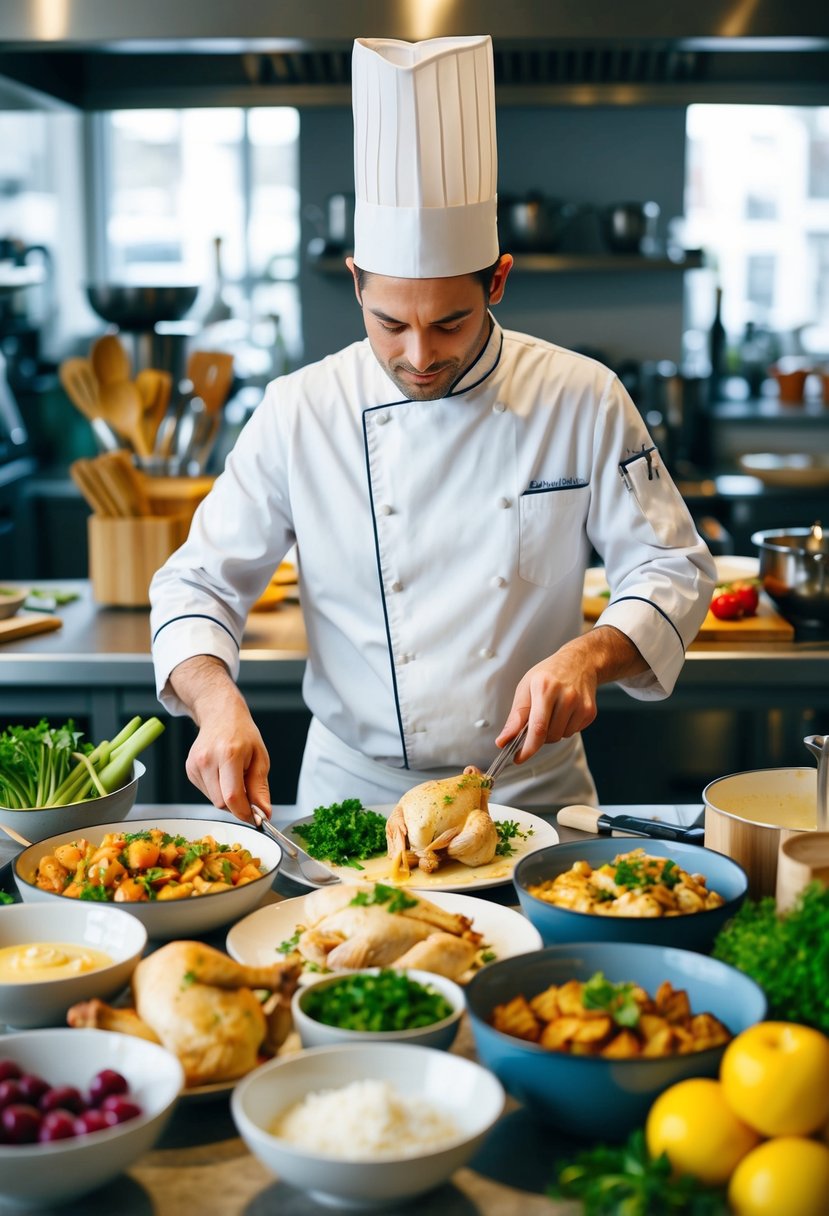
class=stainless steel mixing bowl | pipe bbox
[752,525,829,635]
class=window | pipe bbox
[684,105,829,362]
[99,107,301,369]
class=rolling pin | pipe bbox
[557,804,704,843]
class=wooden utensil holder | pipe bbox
[88,514,191,606]
[139,474,214,524]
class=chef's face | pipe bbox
[347,256,512,401]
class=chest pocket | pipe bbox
[620,447,691,547]
[518,485,589,587]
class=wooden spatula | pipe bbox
[59,357,101,422]
[187,350,234,416]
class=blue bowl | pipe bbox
[514,838,748,953]
[465,942,767,1140]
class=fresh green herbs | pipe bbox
[495,819,533,857]
[549,1129,727,1215]
[349,882,419,914]
[712,881,829,1034]
[612,854,679,890]
[301,969,453,1033]
[276,928,302,954]
[293,798,388,867]
[0,715,164,809]
[582,971,641,1028]
[0,891,14,905]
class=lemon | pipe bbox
[728,1137,829,1216]
[645,1077,761,1186]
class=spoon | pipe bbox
[90,333,131,385]
[135,368,173,452]
[0,822,32,848]
[99,379,153,458]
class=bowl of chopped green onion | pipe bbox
[292,968,465,1051]
[0,588,27,620]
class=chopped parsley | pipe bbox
[181,970,196,989]
[0,891,14,905]
[301,969,453,1032]
[78,882,109,902]
[495,819,533,857]
[276,927,303,954]
[582,971,640,1028]
[349,882,419,914]
[293,798,388,867]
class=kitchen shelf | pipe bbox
[308,248,704,275]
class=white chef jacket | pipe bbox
[150,319,715,813]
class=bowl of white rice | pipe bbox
[230,1042,505,1208]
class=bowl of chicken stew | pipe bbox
[513,839,747,953]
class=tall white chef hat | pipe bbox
[352,35,499,279]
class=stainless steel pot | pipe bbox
[752,523,829,636]
[498,194,578,253]
[600,201,660,253]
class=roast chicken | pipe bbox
[293,884,483,980]
[386,766,498,878]
[68,941,300,1086]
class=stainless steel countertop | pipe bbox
[1,581,828,699]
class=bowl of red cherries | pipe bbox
[0,1027,184,1206]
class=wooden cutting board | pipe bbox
[694,595,794,642]
[0,613,62,643]
[583,593,794,642]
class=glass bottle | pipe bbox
[708,285,726,404]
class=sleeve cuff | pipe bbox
[594,598,686,700]
[152,617,241,715]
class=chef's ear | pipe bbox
[487,255,514,306]
[345,256,364,307]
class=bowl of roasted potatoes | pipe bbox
[513,839,748,953]
[465,941,766,1139]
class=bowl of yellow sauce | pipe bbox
[0,904,146,1029]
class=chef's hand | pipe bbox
[496,626,648,764]
[168,655,271,823]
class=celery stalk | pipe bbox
[96,717,165,794]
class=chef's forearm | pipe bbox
[558,624,649,686]
[167,654,247,727]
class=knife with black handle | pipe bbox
[556,804,705,843]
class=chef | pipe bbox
[149,34,715,822]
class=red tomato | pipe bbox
[711,590,745,620]
[731,580,760,616]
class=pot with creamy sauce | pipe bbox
[703,766,817,898]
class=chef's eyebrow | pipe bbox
[368,307,474,325]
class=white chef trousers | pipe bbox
[295,717,598,817]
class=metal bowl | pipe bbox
[752,526,829,635]
[86,284,199,330]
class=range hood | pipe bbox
[0,0,827,109]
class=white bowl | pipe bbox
[0,761,145,844]
[0,1027,183,1208]
[231,1042,505,1209]
[0,588,27,620]
[292,969,465,1051]
[13,817,282,941]
[0,903,147,1029]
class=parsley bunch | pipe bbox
[293,798,388,867]
[0,719,90,808]
[549,1129,727,1215]
[712,881,829,1033]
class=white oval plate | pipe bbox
[280,805,558,892]
[226,889,543,980]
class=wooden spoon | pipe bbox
[98,380,153,459]
[90,333,131,385]
[187,350,234,416]
[135,368,173,452]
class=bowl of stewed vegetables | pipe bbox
[12,817,283,940]
[291,968,465,1051]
